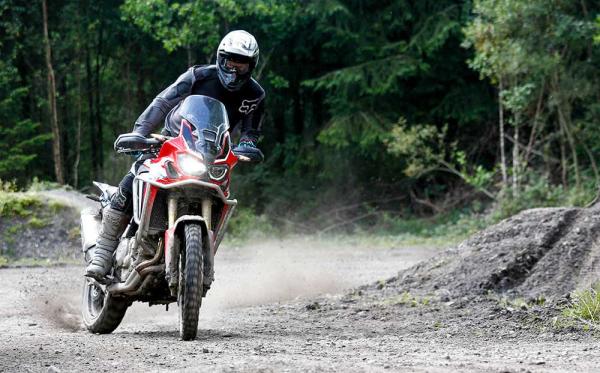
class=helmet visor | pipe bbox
[218,52,253,75]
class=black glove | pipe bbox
[232,136,264,163]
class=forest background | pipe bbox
[1,0,599,238]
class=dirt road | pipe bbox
[2,238,600,372]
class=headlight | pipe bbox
[208,165,228,181]
[178,153,207,176]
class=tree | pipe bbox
[463,0,600,201]
[0,11,51,182]
[41,0,64,184]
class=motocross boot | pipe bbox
[85,207,130,281]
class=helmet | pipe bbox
[216,30,259,91]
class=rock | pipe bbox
[306,302,320,310]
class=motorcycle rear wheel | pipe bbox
[81,278,128,334]
[178,223,204,341]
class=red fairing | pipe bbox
[146,121,239,190]
[148,121,238,255]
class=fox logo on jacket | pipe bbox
[239,98,261,114]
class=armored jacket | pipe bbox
[134,65,265,141]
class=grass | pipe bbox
[0,192,42,217]
[487,291,546,311]
[68,226,80,240]
[379,291,431,307]
[225,206,489,248]
[562,285,600,328]
[27,216,48,228]
[0,256,79,268]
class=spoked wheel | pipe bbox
[178,223,204,341]
[81,278,128,333]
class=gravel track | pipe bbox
[2,237,600,372]
[1,239,440,372]
[3,191,600,372]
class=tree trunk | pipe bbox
[554,73,581,191]
[186,44,192,67]
[498,78,508,193]
[94,17,104,177]
[73,55,82,188]
[524,82,545,169]
[42,0,64,184]
[559,124,568,188]
[558,108,581,190]
[512,118,520,198]
[86,42,98,179]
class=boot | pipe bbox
[85,207,130,281]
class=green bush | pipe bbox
[0,192,42,217]
[563,285,600,324]
[371,208,490,244]
[26,177,64,192]
[227,207,277,240]
[491,175,597,221]
[27,216,48,229]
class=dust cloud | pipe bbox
[36,296,81,331]
[206,242,348,310]
[28,289,82,332]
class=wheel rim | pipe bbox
[83,279,106,321]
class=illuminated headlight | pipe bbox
[208,165,228,181]
[178,154,207,176]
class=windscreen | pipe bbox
[178,95,229,159]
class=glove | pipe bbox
[232,136,264,163]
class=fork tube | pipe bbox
[202,199,212,231]
[135,183,152,241]
[168,195,177,228]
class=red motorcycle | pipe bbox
[81,95,250,340]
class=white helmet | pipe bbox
[216,30,260,91]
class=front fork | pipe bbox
[165,196,214,297]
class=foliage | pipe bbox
[121,0,290,55]
[26,177,64,192]
[27,216,48,229]
[0,0,598,232]
[563,285,600,324]
[226,207,277,240]
[0,11,51,182]
[492,173,597,220]
[386,118,496,199]
[463,0,600,199]
[0,192,42,217]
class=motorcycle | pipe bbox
[80,95,253,340]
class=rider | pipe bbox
[85,30,265,281]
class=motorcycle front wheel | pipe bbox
[178,223,204,341]
[81,278,128,333]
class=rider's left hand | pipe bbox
[233,136,264,163]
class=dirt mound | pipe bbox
[386,205,600,300]
[0,190,90,262]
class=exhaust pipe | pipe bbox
[108,242,164,295]
[129,264,167,296]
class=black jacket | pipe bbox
[133,65,265,141]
